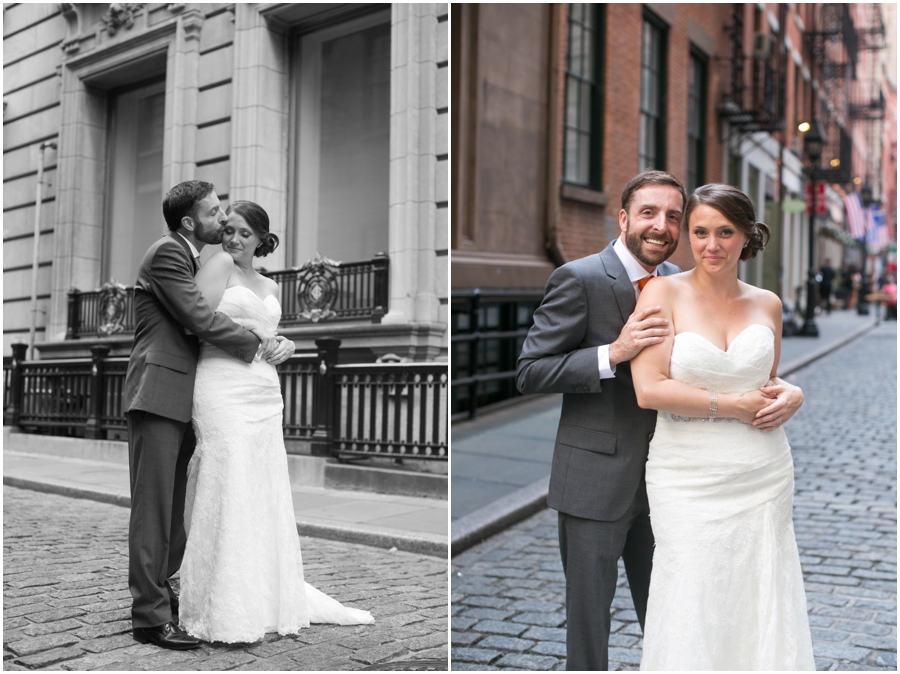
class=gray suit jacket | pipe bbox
[516,244,680,522]
[125,233,260,423]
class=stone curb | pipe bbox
[3,476,447,559]
[449,320,880,558]
[778,319,878,377]
[451,476,549,557]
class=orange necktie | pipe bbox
[638,276,655,292]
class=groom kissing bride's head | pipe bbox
[162,180,227,247]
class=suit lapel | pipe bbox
[599,244,637,324]
[170,232,198,274]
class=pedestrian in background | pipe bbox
[819,258,836,315]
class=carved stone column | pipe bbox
[229,4,289,270]
[384,4,440,330]
[162,7,204,187]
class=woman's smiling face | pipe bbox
[687,204,748,274]
[222,211,261,264]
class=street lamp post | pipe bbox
[799,119,824,337]
[857,182,873,315]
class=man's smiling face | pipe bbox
[619,184,683,272]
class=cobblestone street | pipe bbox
[3,488,447,671]
[452,321,897,671]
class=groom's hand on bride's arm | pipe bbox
[609,306,670,366]
[265,336,295,366]
[752,378,804,431]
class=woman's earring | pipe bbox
[743,242,749,249]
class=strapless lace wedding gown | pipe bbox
[180,285,373,643]
[641,325,814,670]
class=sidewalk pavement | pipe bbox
[451,309,881,555]
[3,449,447,558]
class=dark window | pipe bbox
[687,49,707,193]
[639,11,666,171]
[563,3,604,188]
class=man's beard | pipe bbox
[194,220,224,245]
[624,219,678,267]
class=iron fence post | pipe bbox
[372,252,389,323]
[66,288,80,340]
[467,289,480,419]
[85,345,110,439]
[311,337,341,457]
[4,343,27,427]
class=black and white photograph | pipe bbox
[450,3,896,671]
[3,2,448,670]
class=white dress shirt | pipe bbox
[596,237,657,379]
[175,231,201,265]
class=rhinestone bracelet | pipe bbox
[670,414,738,423]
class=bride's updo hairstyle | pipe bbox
[684,183,771,261]
[226,200,279,257]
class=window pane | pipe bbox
[565,129,579,182]
[570,24,583,77]
[580,81,592,133]
[578,132,590,183]
[566,76,580,128]
[583,33,593,82]
[316,21,391,262]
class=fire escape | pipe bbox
[804,4,886,188]
[718,4,787,154]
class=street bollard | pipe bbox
[84,345,110,439]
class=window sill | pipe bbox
[560,183,609,207]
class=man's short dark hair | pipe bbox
[162,180,215,231]
[620,170,687,215]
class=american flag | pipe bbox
[843,192,867,239]
[866,204,891,249]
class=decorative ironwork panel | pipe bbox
[266,253,389,325]
[332,363,448,460]
[97,281,130,335]
[68,287,136,339]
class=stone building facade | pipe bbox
[3,2,449,361]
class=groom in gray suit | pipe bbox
[517,170,687,670]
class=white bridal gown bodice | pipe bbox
[181,285,372,643]
[641,324,815,670]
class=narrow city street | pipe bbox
[452,321,897,671]
[3,489,447,671]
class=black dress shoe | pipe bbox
[133,622,201,650]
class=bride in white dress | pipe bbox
[631,184,815,670]
[180,200,373,643]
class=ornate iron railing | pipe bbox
[65,254,390,338]
[332,363,448,461]
[67,283,136,339]
[3,339,448,462]
[267,254,389,324]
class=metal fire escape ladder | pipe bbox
[718,3,787,158]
